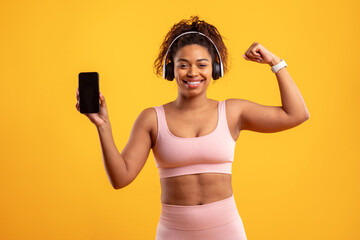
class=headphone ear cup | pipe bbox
[212,61,221,80]
[165,62,174,81]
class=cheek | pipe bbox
[175,68,188,77]
[201,67,212,79]
[204,67,212,76]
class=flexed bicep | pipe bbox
[232,99,308,133]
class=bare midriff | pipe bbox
[160,172,233,206]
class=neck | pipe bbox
[173,92,212,110]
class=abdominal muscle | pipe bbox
[160,172,233,205]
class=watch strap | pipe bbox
[271,59,287,73]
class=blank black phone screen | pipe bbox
[78,72,99,113]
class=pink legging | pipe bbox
[156,194,247,240]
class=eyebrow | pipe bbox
[176,58,209,62]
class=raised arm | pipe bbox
[76,90,156,189]
[232,42,310,133]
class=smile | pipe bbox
[183,80,204,84]
[182,80,205,88]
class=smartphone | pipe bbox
[78,72,100,113]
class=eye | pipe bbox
[178,64,188,68]
[199,64,208,68]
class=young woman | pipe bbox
[76,16,309,240]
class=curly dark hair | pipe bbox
[154,16,229,79]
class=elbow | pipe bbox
[298,112,310,124]
[290,112,310,127]
[111,181,122,190]
[110,163,132,190]
[112,182,127,190]
[111,179,130,190]
[297,109,310,122]
[112,176,135,190]
[304,111,310,120]
[112,183,122,190]
[114,180,133,189]
[109,165,137,190]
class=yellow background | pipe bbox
[1,0,359,239]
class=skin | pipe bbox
[76,43,310,206]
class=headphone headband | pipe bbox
[162,31,224,79]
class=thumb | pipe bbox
[99,92,106,105]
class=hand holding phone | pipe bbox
[76,72,110,128]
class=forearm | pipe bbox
[270,57,310,119]
[97,122,128,189]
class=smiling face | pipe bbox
[173,44,213,98]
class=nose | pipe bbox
[187,66,199,77]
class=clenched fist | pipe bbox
[242,42,281,66]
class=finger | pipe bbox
[99,92,106,105]
[246,43,262,59]
[252,51,261,58]
[248,50,261,60]
[245,52,259,62]
[245,47,257,60]
[247,47,263,61]
[242,54,251,60]
[76,89,79,101]
[251,48,262,59]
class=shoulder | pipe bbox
[138,101,172,124]
[130,107,158,144]
[224,98,247,106]
[137,107,157,126]
[221,98,247,128]
[129,107,158,134]
[141,106,158,115]
[224,98,247,115]
[138,107,160,147]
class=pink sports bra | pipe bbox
[152,100,236,179]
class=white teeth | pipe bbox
[186,81,201,85]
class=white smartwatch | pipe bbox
[271,59,287,73]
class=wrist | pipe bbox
[269,56,281,66]
[97,121,111,131]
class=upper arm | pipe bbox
[228,98,309,133]
[120,107,156,185]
